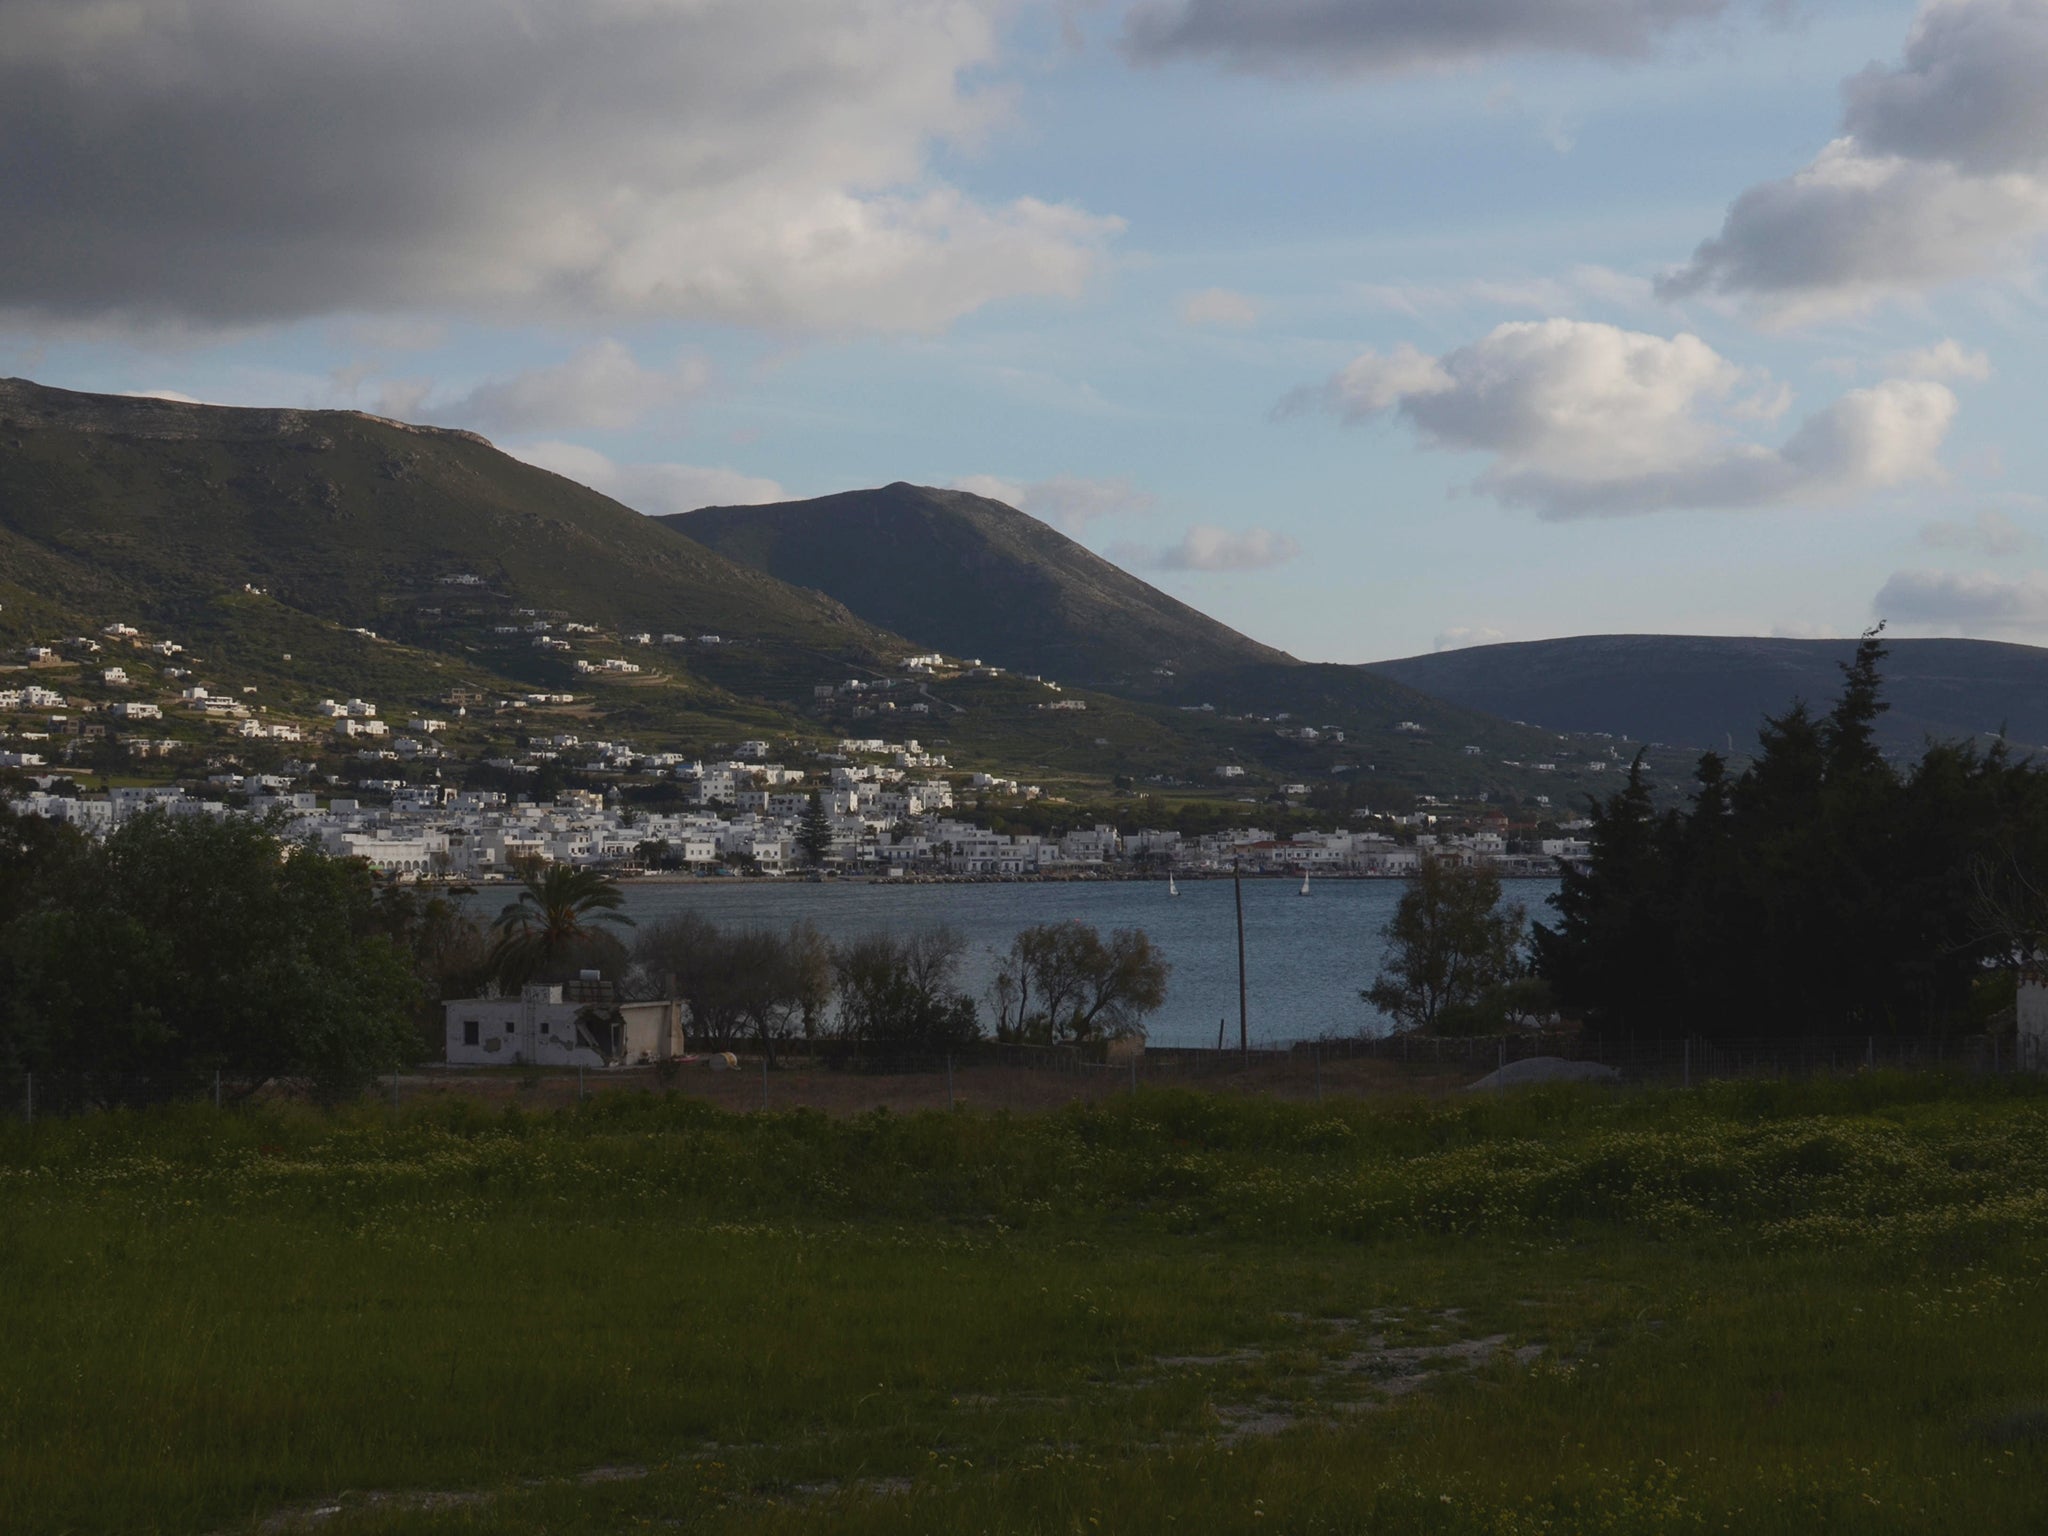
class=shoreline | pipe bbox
[604,869,1564,887]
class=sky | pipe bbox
[7,0,2048,663]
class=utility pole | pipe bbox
[1234,857,1248,1062]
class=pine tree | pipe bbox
[796,793,833,866]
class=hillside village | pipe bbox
[4,609,1595,880]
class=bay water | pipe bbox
[488,875,1558,1049]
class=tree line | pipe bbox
[0,808,1170,1104]
[1365,632,2048,1042]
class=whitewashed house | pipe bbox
[445,981,686,1067]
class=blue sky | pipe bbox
[7,1,2048,662]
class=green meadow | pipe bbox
[6,1075,2048,1534]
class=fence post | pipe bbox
[1313,1044,1322,1103]
[1683,1038,1690,1090]
[947,1053,955,1112]
[761,1055,769,1112]
[1129,1057,1137,1096]
[578,1064,585,1103]
[214,1070,221,1111]
[1497,1037,1506,1095]
[1866,1035,1874,1071]
[23,1072,30,1127]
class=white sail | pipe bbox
[1299,871,1311,896]
[1168,872,1180,897]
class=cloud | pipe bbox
[951,474,1157,534]
[1919,509,2030,556]
[508,440,785,516]
[439,342,710,435]
[1120,525,1302,571]
[0,1,1120,335]
[1876,566,2048,631]
[1295,319,1957,518]
[1354,267,1655,319]
[1179,287,1261,328]
[1663,1,2048,321]
[1889,338,1993,381]
[1435,626,1508,651]
[1121,0,1730,75]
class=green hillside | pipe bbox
[672,483,1295,692]
[0,380,1629,807]
[0,378,886,654]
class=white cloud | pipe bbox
[1876,566,2048,631]
[508,440,785,516]
[1315,344,1454,419]
[1121,0,1731,75]
[1296,319,1958,518]
[1353,266,1654,319]
[119,389,206,404]
[0,1,1120,335]
[1919,509,2030,556]
[951,474,1157,534]
[1889,338,1993,381]
[1435,626,1508,651]
[1137,525,1302,571]
[1179,287,1262,329]
[1663,1,2048,321]
[439,342,710,435]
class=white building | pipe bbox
[444,983,686,1067]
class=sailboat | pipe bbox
[1167,871,1180,897]
[1299,870,1311,897]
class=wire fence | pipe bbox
[1,1030,2035,1121]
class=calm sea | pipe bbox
[476,875,1559,1049]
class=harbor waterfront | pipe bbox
[463,874,1560,1049]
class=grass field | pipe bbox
[6,1075,2048,1534]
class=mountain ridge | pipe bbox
[1365,633,2048,756]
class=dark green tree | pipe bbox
[796,793,833,866]
[1536,630,2039,1040]
[1365,857,1527,1034]
[2,810,420,1103]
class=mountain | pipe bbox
[0,378,1618,804]
[667,484,1587,757]
[0,377,886,655]
[1365,634,2048,757]
[669,483,1294,693]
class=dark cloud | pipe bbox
[0,1,1116,333]
[1121,0,1727,75]
[1663,0,2048,320]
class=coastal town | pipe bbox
[4,620,1593,881]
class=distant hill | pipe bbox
[667,484,1588,773]
[0,377,886,655]
[1365,635,2048,757]
[670,484,1294,693]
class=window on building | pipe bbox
[540,1021,550,1035]
[506,1022,516,1034]
[463,1020,479,1046]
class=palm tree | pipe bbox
[489,859,635,989]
